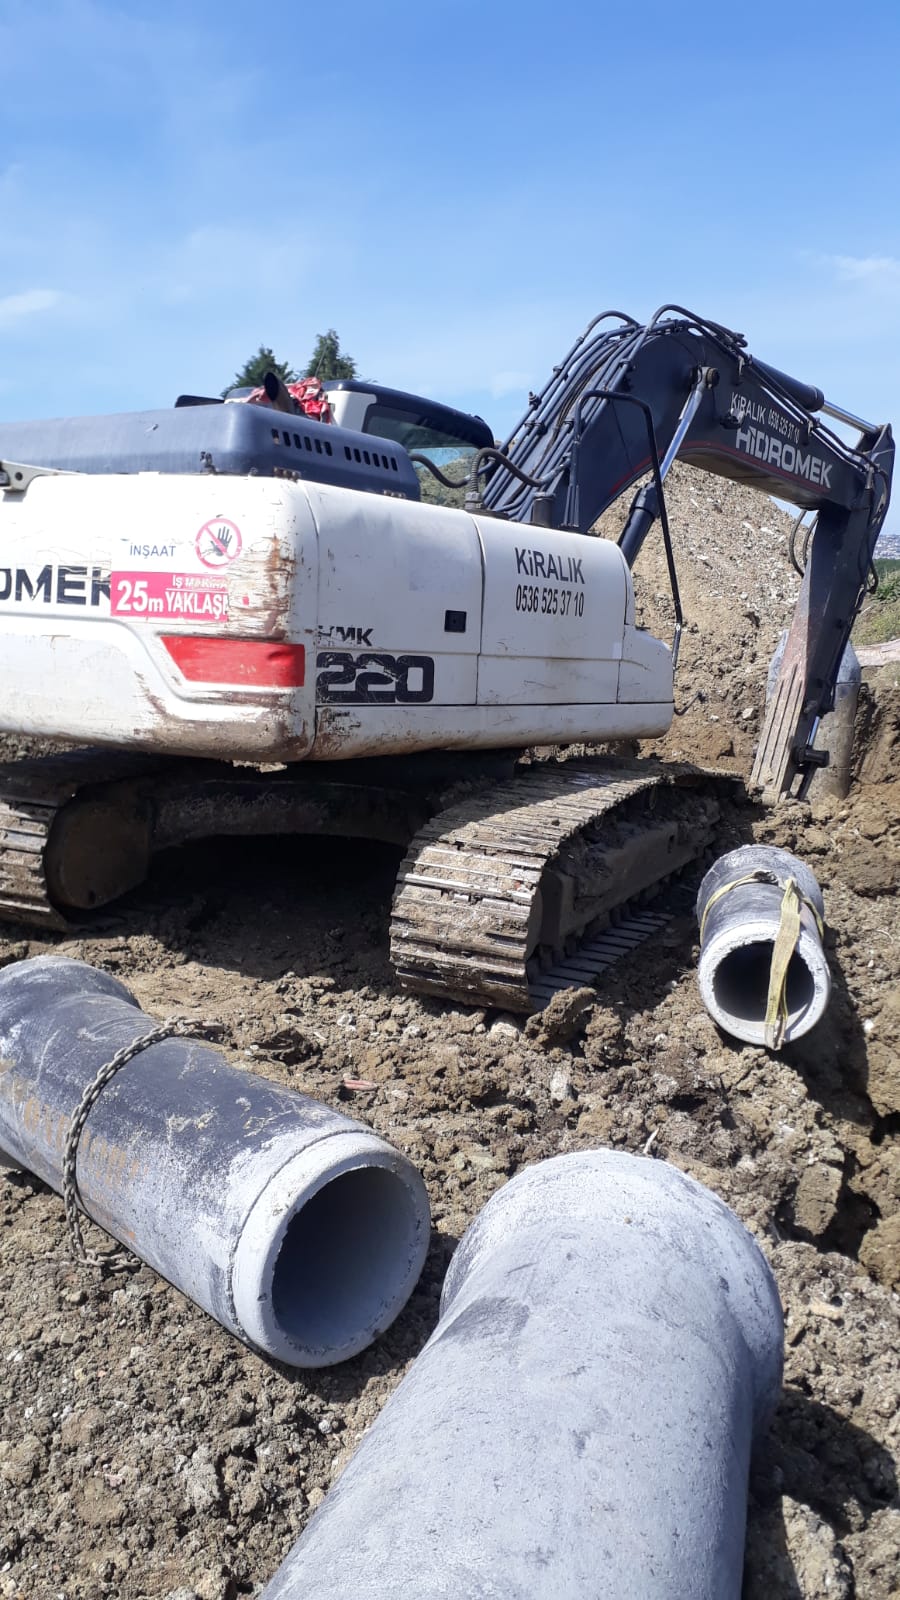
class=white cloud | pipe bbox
[489,369,535,399]
[828,254,900,286]
[0,289,65,325]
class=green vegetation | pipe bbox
[414,452,471,509]
[854,557,900,646]
[223,330,357,395]
[222,345,296,395]
[303,329,357,381]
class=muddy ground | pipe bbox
[0,465,898,1598]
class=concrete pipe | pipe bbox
[259,1150,783,1600]
[0,956,430,1367]
[767,635,861,800]
[811,642,862,800]
[696,845,830,1047]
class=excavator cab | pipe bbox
[323,380,492,457]
[173,379,493,505]
[324,381,493,504]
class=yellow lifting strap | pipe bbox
[699,871,824,1051]
[698,873,764,943]
[764,879,804,1050]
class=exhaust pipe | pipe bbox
[259,1150,783,1599]
[696,845,830,1047]
[0,957,430,1367]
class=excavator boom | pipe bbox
[477,307,894,799]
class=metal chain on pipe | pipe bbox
[62,1018,224,1269]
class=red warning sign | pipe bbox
[111,572,229,621]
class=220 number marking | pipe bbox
[316,650,435,704]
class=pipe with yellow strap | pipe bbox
[696,847,830,1048]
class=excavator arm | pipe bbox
[477,307,894,801]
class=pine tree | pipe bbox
[222,346,297,397]
[304,329,357,381]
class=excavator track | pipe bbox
[0,751,165,929]
[0,783,67,928]
[0,750,725,1017]
[0,748,446,932]
[390,759,725,1013]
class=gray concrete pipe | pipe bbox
[0,956,430,1367]
[258,1150,783,1600]
[767,635,861,800]
[811,641,862,800]
[696,845,831,1047]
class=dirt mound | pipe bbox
[0,467,898,1599]
[595,460,802,768]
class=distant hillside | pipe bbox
[876,531,900,560]
[855,555,900,646]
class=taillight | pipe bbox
[162,636,305,687]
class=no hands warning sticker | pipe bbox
[196,518,242,569]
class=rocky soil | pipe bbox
[0,463,898,1598]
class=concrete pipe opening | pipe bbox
[710,936,817,1033]
[232,1136,431,1368]
[696,847,831,1048]
[272,1167,423,1351]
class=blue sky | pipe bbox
[1,0,898,528]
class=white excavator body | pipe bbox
[0,471,673,761]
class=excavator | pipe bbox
[0,305,892,1011]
